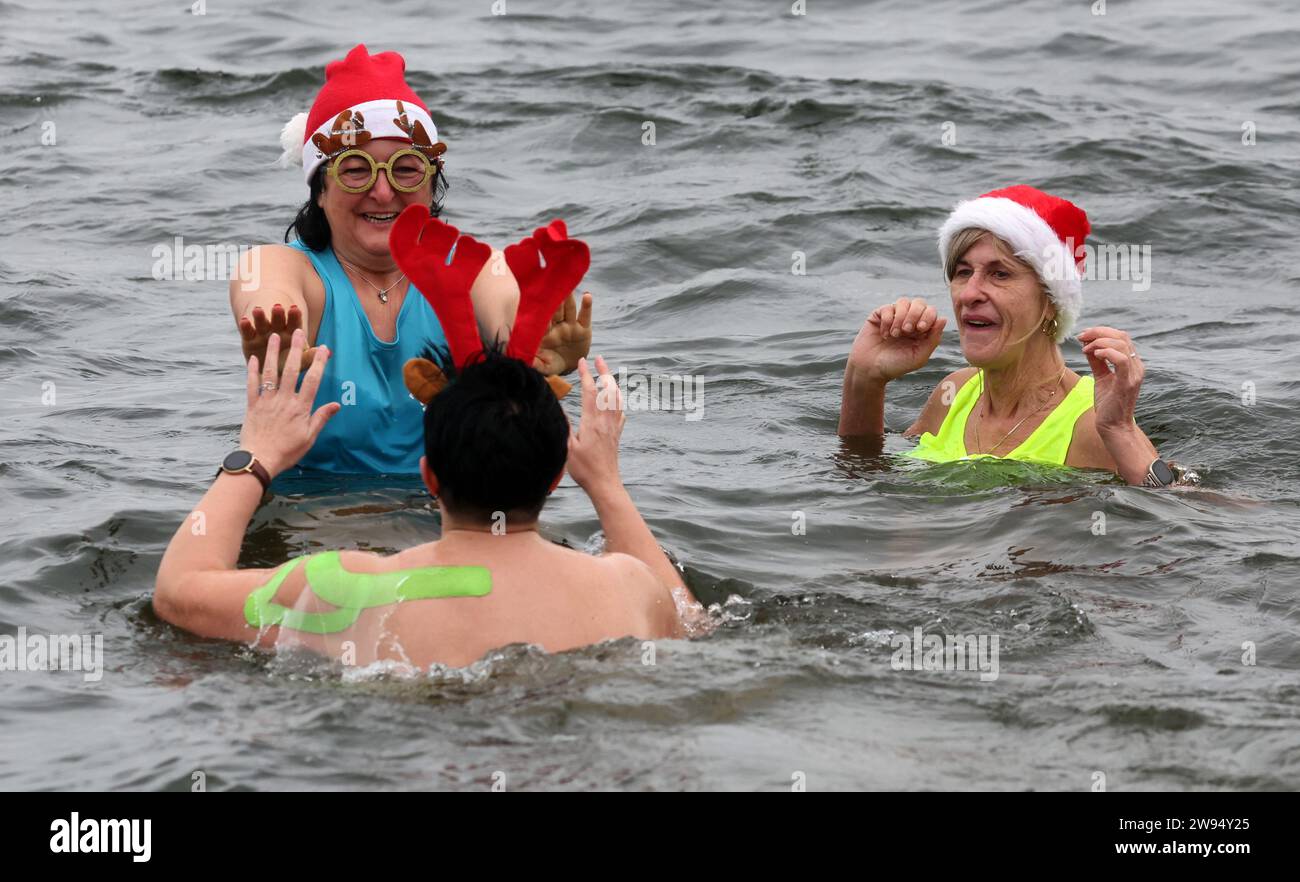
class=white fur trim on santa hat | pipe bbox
[938,196,1083,342]
[277,111,309,168]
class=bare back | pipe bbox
[273,533,680,669]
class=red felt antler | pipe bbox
[503,219,590,364]
[389,205,491,368]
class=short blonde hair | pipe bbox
[942,228,1026,282]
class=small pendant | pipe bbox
[379,291,389,304]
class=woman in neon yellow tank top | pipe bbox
[838,185,1177,486]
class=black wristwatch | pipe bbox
[217,450,271,491]
[1141,458,1175,488]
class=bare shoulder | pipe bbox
[238,243,315,281]
[598,550,658,585]
[470,248,521,336]
[336,548,406,574]
[229,243,320,309]
[252,242,311,264]
[471,248,519,289]
[905,366,978,437]
[939,366,979,396]
[600,552,681,636]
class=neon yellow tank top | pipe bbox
[906,372,1094,465]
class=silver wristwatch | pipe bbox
[1142,458,1175,487]
[1143,459,1200,488]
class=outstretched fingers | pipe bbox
[556,291,577,326]
[576,356,598,435]
[245,352,261,408]
[594,355,624,419]
[262,332,282,390]
[296,344,331,404]
[310,401,342,437]
[248,307,270,337]
[279,329,305,394]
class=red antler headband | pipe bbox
[389,206,491,369]
[504,219,591,364]
[389,206,590,399]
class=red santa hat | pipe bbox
[277,44,444,183]
[937,185,1091,342]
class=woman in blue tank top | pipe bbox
[228,45,592,475]
[286,240,445,474]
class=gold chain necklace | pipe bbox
[973,364,1068,455]
[337,256,406,304]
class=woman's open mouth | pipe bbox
[962,315,1000,331]
[361,212,399,225]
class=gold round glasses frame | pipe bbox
[327,148,437,194]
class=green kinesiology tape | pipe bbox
[244,551,491,635]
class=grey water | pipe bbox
[1,0,1298,790]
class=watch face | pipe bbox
[1150,459,1174,485]
[222,450,253,471]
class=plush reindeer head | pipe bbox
[388,205,591,406]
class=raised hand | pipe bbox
[239,329,341,476]
[238,303,316,372]
[389,205,492,366]
[1079,325,1144,432]
[565,356,626,494]
[534,290,593,375]
[503,219,591,365]
[848,297,946,382]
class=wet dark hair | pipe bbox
[422,345,569,524]
[284,162,449,252]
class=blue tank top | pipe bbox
[287,240,447,475]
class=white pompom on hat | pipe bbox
[938,185,1091,342]
[277,112,309,168]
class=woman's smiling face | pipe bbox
[949,232,1053,369]
[318,138,433,261]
